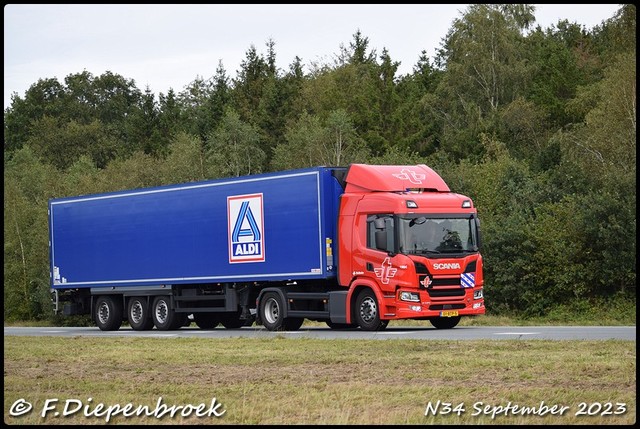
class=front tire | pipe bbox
[95,296,123,331]
[354,289,387,331]
[430,316,461,329]
[127,297,154,331]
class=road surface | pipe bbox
[3,325,635,340]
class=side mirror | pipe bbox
[475,217,482,249]
[375,230,388,251]
[374,218,386,230]
[409,216,426,227]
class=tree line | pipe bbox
[4,4,636,322]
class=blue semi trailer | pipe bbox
[49,164,485,331]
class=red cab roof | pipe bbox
[344,164,450,193]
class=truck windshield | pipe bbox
[397,216,477,254]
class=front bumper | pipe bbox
[380,288,485,320]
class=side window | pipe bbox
[367,215,394,253]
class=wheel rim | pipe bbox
[130,301,144,324]
[155,300,168,324]
[264,298,280,325]
[98,302,110,325]
[359,296,377,324]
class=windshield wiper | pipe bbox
[415,249,441,254]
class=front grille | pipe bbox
[419,275,461,288]
[431,278,460,287]
[427,288,465,297]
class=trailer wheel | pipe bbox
[429,316,461,329]
[194,313,220,329]
[95,296,123,331]
[127,297,154,331]
[151,296,181,330]
[283,317,304,331]
[354,289,387,331]
[220,308,244,329]
[259,292,286,331]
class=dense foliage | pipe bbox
[4,5,635,322]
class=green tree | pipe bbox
[4,147,61,321]
[302,31,385,155]
[271,112,326,170]
[161,132,208,183]
[125,87,165,156]
[178,75,214,142]
[526,20,600,128]
[4,78,66,154]
[205,108,265,178]
[232,44,270,124]
[323,109,368,166]
[26,116,119,169]
[394,50,442,156]
[430,4,535,160]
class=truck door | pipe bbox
[363,214,398,293]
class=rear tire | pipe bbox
[127,297,154,331]
[220,308,244,329]
[152,296,182,330]
[194,313,220,329]
[95,296,123,331]
[283,317,304,331]
[430,316,461,329]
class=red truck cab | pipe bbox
[338,164,485,330]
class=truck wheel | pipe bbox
[259,292,286,331]
[430,316,461,329]
[152,296,181,330]
[127,297,154,331]
[355,289,387,331]
[95,296,123,331]
[194,313,220,329]
[175,312,189,328]
[220,308,244,329]
[283,317,304,331]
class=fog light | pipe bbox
[474,289,483,300]
[473,302,483,309]
[400,291,420,302]
[410,305,422,312]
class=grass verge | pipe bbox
[4,335,635,425]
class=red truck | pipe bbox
[50,163,484,331]
[332,164,485,330]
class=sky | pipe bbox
[3,4,623,110]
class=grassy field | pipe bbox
[3,335,635,425]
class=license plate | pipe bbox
[440,310,459,317]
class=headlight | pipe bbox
[399,291,420,302]
[474,289,483,300]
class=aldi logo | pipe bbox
[227,193,265,263]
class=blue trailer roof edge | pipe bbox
[48,165,345,204]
